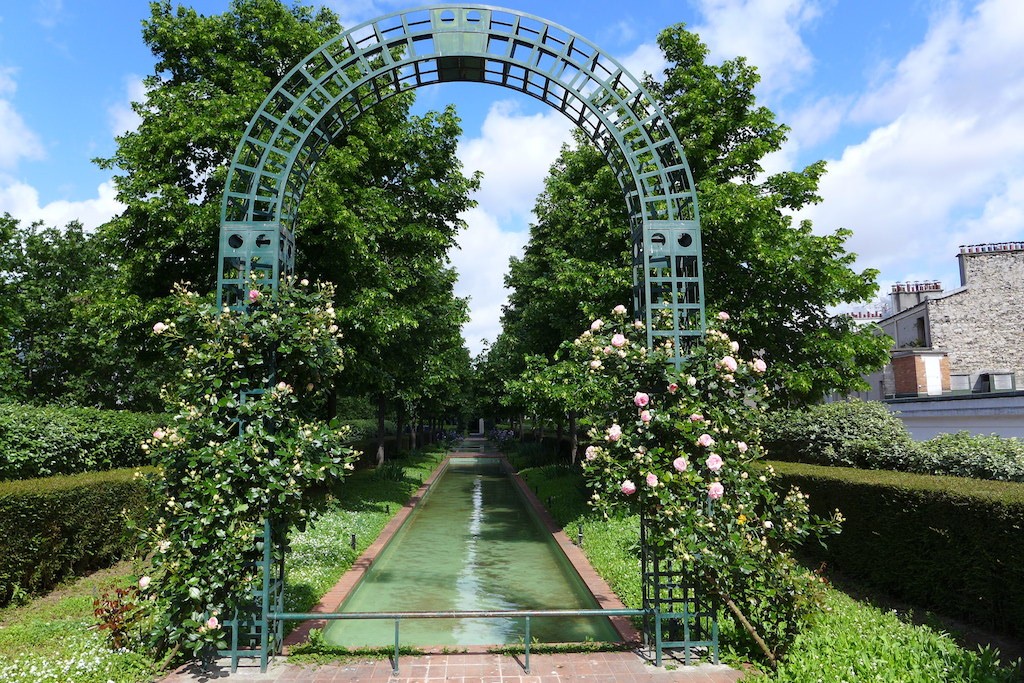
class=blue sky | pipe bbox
[1,1,1022,354]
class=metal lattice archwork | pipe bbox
[216,3,708,669]
[218,3,706,364]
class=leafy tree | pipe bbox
[96,0,477,425]
[0,215,165,408]
[500,132,631,362]
[500,25,891,406]
[96,0,346,298]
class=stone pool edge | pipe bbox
[283,449,640,652]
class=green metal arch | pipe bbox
[217,3,705,362]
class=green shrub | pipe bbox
[0,403,168,481]
[912,432,1024,482]
[762,400,913,468]
[772,461,1024,638]
[0,468,156,606]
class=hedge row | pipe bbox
[0,467,156,606]
[0,403,168,481]
[762,400,1024,482]
[773,460,1024,637]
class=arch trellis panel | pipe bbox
[218,3,706,363]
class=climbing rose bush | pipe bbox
[142,277,356,658]
[571,306,842,660]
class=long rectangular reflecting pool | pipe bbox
[323,456,619,647]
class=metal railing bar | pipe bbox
[269,608,647,620]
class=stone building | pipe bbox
[873,242,1024,398]
[842,242,1024,438]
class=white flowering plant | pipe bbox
[141,276,356,659]
[570,307,842,664]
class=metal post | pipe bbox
[654,606,663,667]
[524,616,531,673]
[260,519,272,673]
[393,619,400,674]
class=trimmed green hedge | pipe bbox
[761,400,913,468]
[773,461,1024,637]
[763,401,1024,482]
[0,403,168,480]
[0,467,156,606]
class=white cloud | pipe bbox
[108,75,146,137]
[0,179,123,230]
[619,42,668,83]
[450,207,529,354]
[798,0,1024,284]
[692,0,824,96]
[34,0,64,29]
[457,100,573,222]
[321,0,410,29]
[0,68,45,169]
[853,0,1024,124]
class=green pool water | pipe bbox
[323,456,619,646]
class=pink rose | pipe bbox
[719,356,738,373]
[138,576,151,590]
[633,392,650,407]
[667,382,679,394]
[730,341,739,353]
[737,441,749,454]
[611,333,627,348]
[753,358,767,373]
[207,616,220,630]
[640,410,652,423]
[645,472,658,487]
[621,479,636,495]
[673,457,688,472]
[708,482,725,500]
[689,413,704,422]
[590,360,602,370]
[687,376,697,387]
[705,454,724,471]
[633,319,644,329]
[606,424,622,442]
[248,289,261,303]
[613,304,627,316]
[585,446,599,461]
[152,429,166,440]
[590,319,604,331]
[152,321,168,334]
[717,311,730,321]
[697,433,715,448]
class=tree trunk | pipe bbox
[410,415,418,451]
[396,402,407,452]
[375,394,386,467]
[569,410,578,466]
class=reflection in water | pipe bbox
[323,458,618,646]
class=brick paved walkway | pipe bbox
[163,650,746,681]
